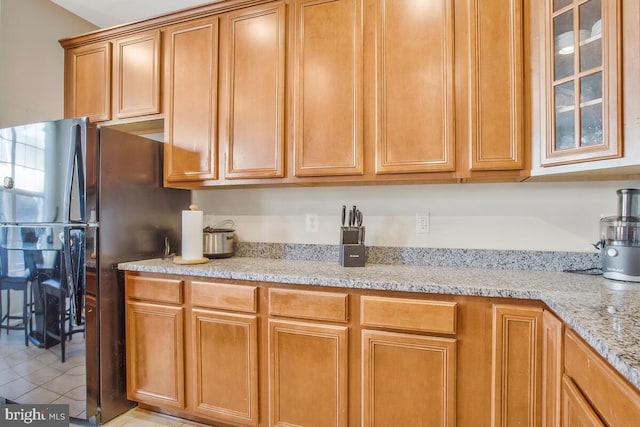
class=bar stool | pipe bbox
[0,247,37,346]
[42,245,84,362]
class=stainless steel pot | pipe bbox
[203,220,235,258]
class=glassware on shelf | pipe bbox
[554,81,576,150]
[551,0,604,152]
[580,0,602,71]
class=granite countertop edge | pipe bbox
[118,257,640,392]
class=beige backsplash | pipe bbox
[194,179,640,253]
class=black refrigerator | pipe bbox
[0,118,189,424]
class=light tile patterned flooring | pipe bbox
[0,325,87,419]
[1,325,208,426]
[70,407,213,427]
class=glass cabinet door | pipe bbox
[543,0,621,166]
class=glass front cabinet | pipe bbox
[540,0,621,166]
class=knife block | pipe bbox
[339,244,366,267]
[340,227,360,245]
[339,226,366,267]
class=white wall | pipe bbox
[193,179,640,253]
[0,0,97,127]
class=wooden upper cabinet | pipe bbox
[64,41,112,122]
[113,30,161,119]
[164,16,219,182]
[467,0,524,171]
[537,0,621,166]
[293,0,363,177]
[373,0,455,174]
[222,3,286,179]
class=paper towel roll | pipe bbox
[182,206,203,260]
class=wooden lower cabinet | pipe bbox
[542,310,563,427]
[564,329,640,426]
[268,319,348,427]
[126,300,185,409]
[561,375,605,427]
[124,272,640,427]
[362,330,456,426]
[491,305,543,427]
[191,309,258,426]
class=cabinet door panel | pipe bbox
[224,4,286,179]
[540,0,621,165]
[269,319,348,427]
[469,0,524,170]
[65,42,111,122]
[113,30,161,119]
[165,17,219,182]
[375,0,455,174]
[564,329,640,425]
[362,330,456,426]
[191,309,258,426]
[126,301,184,409]
[294,0,363,177]
[491,305,543,426]
[561,375,605,427]
[542,310,563,427]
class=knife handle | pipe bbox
[341,205,346,226]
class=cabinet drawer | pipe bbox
[360,296,456,334]
[564,330,640,425]
[268,288,349,322]
[191,281,257,313]
[127,276,183,304]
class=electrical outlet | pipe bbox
[306,213,319,232]
[416,212,430,233]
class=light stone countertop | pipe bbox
[118,256,640,392]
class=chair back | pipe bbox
[0,246,8,278]
[22,250,38,281]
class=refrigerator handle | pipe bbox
[74,124,86,223]
[65,123,86,223]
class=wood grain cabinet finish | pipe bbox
[466,0,524,171]
[561,375,605,427]
[191,309,258,426]
[534,0,621,166]
[269,319,348,427]
[222,3,286,179]
[269,288,349,322]
[362,330,456,426]
[127,276,183,304]
[113,30,161,119]
[372,0,455,174]
[360,296,456,334]
[564,329,640,426]
[125,300,185,409]
[293,0,364,177]
[64,41,112,122]
[164,16,219,183]
[491,305,543,427]
[542,309,563,427]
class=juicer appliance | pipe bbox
[600,188,640,282]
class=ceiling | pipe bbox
[50,0,213,28]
